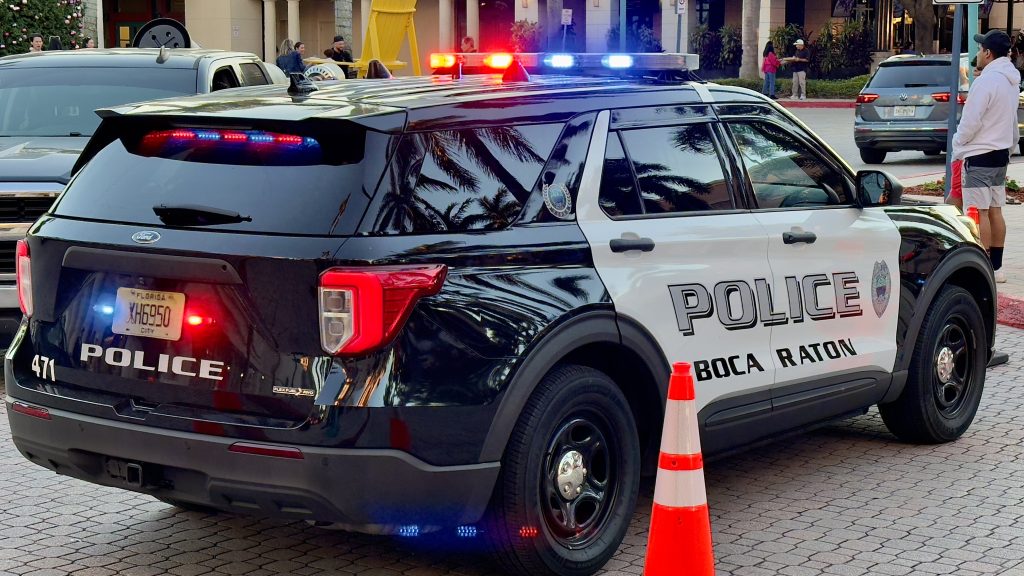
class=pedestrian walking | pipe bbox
[786,39,810,100]
[762,41,780,99]
[953,29,1020,284]
[276,39,306,75]
[46,36,62,51]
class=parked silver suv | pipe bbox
[855,54,967,164]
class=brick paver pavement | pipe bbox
[5,329,1024,575]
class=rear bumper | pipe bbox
[6,397,500,530]
[854,124,948,150]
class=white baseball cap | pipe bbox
[794,39,805,46]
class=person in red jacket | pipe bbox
[761,41,780,99]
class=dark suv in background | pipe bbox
[855,54,968,164]
[0,48,279,336]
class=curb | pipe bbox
[777,100,856,109]
[998,293,1024,330]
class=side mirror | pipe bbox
[857,169,903,207]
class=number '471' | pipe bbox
[32,355,56,382]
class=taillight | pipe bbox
[856,94,879,104]
[319,265,447,355]
[932,92,966,104]
[16,240,31,317]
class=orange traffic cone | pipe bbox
[643,362,714,576]
[966,205,980,225]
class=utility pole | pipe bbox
[1009,0,1015,37]
[945,3,963,198]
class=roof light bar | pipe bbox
[429,52,700,75]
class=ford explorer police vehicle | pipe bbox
[5,54,995,576]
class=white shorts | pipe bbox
[962,162,1007,210]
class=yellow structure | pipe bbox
[353,0,420,76]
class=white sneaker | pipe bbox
[800,96,806,101]
[995,270,1007,283]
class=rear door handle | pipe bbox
[783,231,817,245]
[610,237,655,253]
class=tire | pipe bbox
[879,286,987,443]
[859,148,887,164]
[486,365,640,576]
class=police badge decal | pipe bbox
[872,260,891,318]
[543,182,573,220]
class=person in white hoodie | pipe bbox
[953,29,1020,283]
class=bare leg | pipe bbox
[949,196,963,211]
[979,208,992,248]
[990,206,1006,248]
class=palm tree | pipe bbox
[740,0,761,80]
[460,187,521,230]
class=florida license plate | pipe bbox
[112,287,185,341]
[893,105,916,118]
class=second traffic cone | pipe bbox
[643,362,714,576]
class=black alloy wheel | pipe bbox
[880,285,987,443]
[487,364,640,576]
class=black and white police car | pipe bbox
[5,53,995,576]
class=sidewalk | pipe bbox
[901,161,1024,328]
[777,98,856,109]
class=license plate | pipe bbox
[894,106,916,118]
[112,287,185,341]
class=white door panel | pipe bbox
[755,208,901,384]
[575,111,776,413]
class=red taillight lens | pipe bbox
[856,94,879,104]
[319,265,447,356]
[484,53,514,69]
[430,53,457,68]
[11,401,50,420]
[16,240,31,317]
[228,442,303,459]
[931,93,966,104]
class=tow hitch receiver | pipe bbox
[105,458,144,488]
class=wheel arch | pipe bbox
[479,310,669,476]
[893,245,995,379]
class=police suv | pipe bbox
[5,53,995,576]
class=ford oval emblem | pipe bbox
[131,231,161,244]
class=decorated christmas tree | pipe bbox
[0,0,85,56]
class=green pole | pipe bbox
[968,3,979,82]
[619,0,627,52]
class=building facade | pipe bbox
[79,0,904,74]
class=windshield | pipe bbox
[0,67,197,137]
[868,63,956,89]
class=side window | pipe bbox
[729,121,852,209]
[599,133,643,217]
[619,124,734,214]
[211,66,240,91]
[239,62,269,86]
[368,124,562,234]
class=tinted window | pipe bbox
[239,63,268,86]
[619,125,733,214]
[0,67,197,137]
[868,63,949,88]
[729,121,851,208]
[211,66,240,91]
[54,129,391,236]
[367,124,561,234]
[599,133,642,217]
